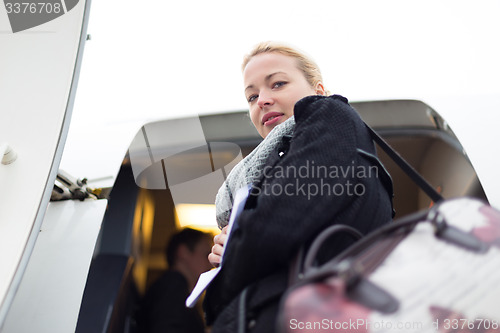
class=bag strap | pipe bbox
[364,123,444,203]
[303,225,363,272]
[289,225,363,285]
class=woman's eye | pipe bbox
[273,81,287,89]
[247,95,258,103]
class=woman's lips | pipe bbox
[262,112,284,126]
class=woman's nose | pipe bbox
[257,92,274,108]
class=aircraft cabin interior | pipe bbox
[74,99,487,332]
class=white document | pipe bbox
[185,186,250,307]
[185,268,220,308]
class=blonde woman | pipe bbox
[205,42,394,332]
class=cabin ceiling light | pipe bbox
[175,204,219,234]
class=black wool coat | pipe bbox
[205,95,394,332]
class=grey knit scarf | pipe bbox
[215,116,296,228]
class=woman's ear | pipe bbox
[315,82,326,96]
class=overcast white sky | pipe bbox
[72,0,500,126]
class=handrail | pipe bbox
[1,143,17,165]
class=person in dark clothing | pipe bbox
[205,42,394,332]
[138,228,212,333]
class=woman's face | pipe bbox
[243,52,322,138]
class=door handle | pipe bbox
[1,143,17,165]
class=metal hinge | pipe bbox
[51,170,99,201]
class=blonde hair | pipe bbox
[242,41,330,95]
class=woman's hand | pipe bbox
[208,226,229,267]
